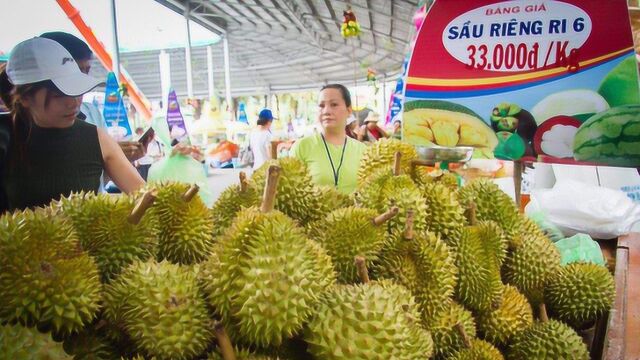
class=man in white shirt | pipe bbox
[249,109,274,170]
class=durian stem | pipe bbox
[467,201,478,225]
[539,303,549,323]
[239,171,248,192]
[372,206,399,226]
[214,322,237,360]
[127,190,157,225]
[354,256,370,284]
[393,151,402,176]
[182,184,200,202]
[260,165,281,213]
[455,323,472,349]
[403,209,415,240]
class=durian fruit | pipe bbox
[53,191,158,282]
[464,203,508,270]
[412,167,459,191]
[373,209,458,319]
[358,152,428,233]
[357,138,417,185]
[0,324,72,360]
[202,166,336,348]
[507,304,589,360]
[426,302,476,359]
[0,209,101,335]
[502,233,561,306]
[313,185,353,213]
[63,322,121,360]
[210,172,260,237]
[304,259,433,360]
[147,182,214,265]
[251,158,323,225]
[421,182,467,241]
[457,179,521,237]
[545,262,615,328]
[448,336,504,360]
[476,285,533,346]
[208,323,281,360]
[103,259,213,360]
[308,205,398,283]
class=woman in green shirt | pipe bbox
[289,84,366,194]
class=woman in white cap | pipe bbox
[0,37,144,212]
[358,111,388,142]
[289,84,366,194]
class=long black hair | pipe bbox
[320,84,352,107]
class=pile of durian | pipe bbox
[0,138,616,360]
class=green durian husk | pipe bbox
[545,262,615,328]
[507,319,589,360]
[449,338,504,360]
[457,179,521,237]
[357,138,418,186]
[304,281,434,360]
[476,285,533,346]
[0,209,102,335]
[0,324,72,360]
[421,182,467,241]
[425,302,476,359]
[412,168,459,192]
[210,180,260,237]
[63,322,122,360]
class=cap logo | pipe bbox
[62,57,74,65]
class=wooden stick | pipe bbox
[467,201,478,226]
[372,206,399,226]
[127,190,157,225]
[239,171,248,192]
[260,165,281,213]
[354,256,370,284]
[403,209,415,240]
[182,184,200,202]
[455,323,472,349]
[393,151,402,176]
[539,303,549,323]
[214,322,237,360]
[514,160,523,210]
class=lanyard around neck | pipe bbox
[320,134,347,187]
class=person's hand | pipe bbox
[171,143,204,162]
[118,141,145,161]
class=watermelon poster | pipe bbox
[403,0,640,167]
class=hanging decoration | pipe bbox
[366,68,379,94]
[341,7,361,38]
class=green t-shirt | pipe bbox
[289,133,366,194]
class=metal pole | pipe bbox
[382,74,387,118]
[184,2,194,99]
[159,50,171,108]
[109,0,121,82]
[222,36,232,114]
[206,45,215,100]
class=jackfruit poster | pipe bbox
[403,0,640,167]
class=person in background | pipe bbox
[249,108,274,170]
[392,119,402,140]
[358,111,388,142]
[133,127,153,180]
[0,37,144,212]
[345,114,358,139]
[289,84,366,194]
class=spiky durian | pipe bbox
[412,168,459,191]
[203,166,336,348]
[210,172,260,237]
[476,285,533,346]
[357,138,417,185]
[502,233,561,305]
[545,262,615,327]
[304,281,434,360]
[251,158,322,225]
[426,303,476,359]
[449,338,504,360]
[0,209,101,335]
[421,182,467,241]
[54,192,158,282]
[103,260,213,360]
[63,323,121,360]
[0,324,72,360]
[313,185,353,213]
[507,319,589,360]
[309,206,397,283]
[458,179,521,237]
[147,182,214,265]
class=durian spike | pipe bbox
[127,190,157,225]
[239,171,249,192]
[182,184,200,202]
[353,192,362,207]
[455,323,472,349]
[393,151,402,176]
[403,209,415,240]
[539,303,549,323]
[260,165,281,213]
[214,322,237,360]
[466,201,478,226]
[354,256,370,284]
[371,206,400,226]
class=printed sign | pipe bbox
[238,102,248,124]
[166,89,191,146]
[103,72,132,140]
[403,0,640,167]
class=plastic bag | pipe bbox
[555,233,606,267]
[527,210,565,243]
[526,179,640,239]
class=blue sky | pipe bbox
[0,0,220,55]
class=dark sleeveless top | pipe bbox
[1,116,103,211]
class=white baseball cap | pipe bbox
[6,37,102,96]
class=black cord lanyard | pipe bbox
[320,134,347,187]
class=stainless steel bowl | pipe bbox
[415,145,474,163]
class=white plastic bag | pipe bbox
[526,179,640,239]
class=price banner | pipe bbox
[403,0,640,167]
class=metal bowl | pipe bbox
[415,145,474,163]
